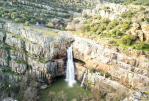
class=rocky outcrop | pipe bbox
[127,22,149,42]
[0,22,74,83]
[142,23,149,42]
[82,2,128,20]
[75,62,132,100]
[74,37,149,100]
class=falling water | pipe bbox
[66,44,76,87]
[81,70,87,87]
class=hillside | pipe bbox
[68,2,149,55]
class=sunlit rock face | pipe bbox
[0,22,74,83]
[73,37,149,100]
[82,2,128,20]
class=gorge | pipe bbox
[0,0,149,101]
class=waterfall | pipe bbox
[66,44,76,87]
[81,70,87,87]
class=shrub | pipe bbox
[121,11,132,18]
[90,25,98,32]
[103,6,110,12]
[140,6,145,11]
[83,14,89,18]
[142,10,148,14]
[11,12,17,19]
[14,18,20,23]
[121,35,136,45]
[25,21,29,26]
[116,30,123,36]
[83,24,90,32]
[145,18,149,23]
[139,41,146,49]
[45,22,54,28]
[74,19,80,24]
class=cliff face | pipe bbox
[73,37,149,100]
[0,22,74,83]
[82,2,128,20]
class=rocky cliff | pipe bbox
[73,37,149,100]
[0,22,74,83]
[82,2,128,20]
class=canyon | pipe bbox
[74,37,149,100]
[0,21,148,101]
[0,1,149,101]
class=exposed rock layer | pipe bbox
[0,22,74,83]
[74,37,149,100]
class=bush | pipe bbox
[142,10,148,14]
[103,6,110,12]
[74,19,80,24]
[14,18,20,23]
[11,12,17,19]
[121,11,132,18]
[83,14,89,18]
[90,25,98,32]
[83,24,90,32]
[45,22,54,28]
[139,41,146,49]
[140,6,145,11]
[121,35,136,45]
[145,18,149,23]
[25,21,29,26]
[116,30,123,36]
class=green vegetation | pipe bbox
[146,91,149,100]
[28,65,32,70]
[103,6,110,12]
[100,0,149,6]
[25,21,29,26]
[5,71,22,77]
[78,7,149,52]
[3,42,17,51]
[25,0,95,12]
[0,66,8,70]
[121,35,136,45]
[16,60,27,65]
[0,0,72,29]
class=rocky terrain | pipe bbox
[0,21,75,100]
[0,21,75,82]
[73,37,149,100]
[0,0,149,101]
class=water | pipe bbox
[40,77,91,101]
[40,44,91,101]
[81,70,87,87]
[65,44,76,87]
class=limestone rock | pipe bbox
[133,23,140,30]
[73,37,149,93]
[141,23,149,42]
[82,2,128,20]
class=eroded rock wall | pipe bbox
[74,37,149,100]
[0,22,74,83]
